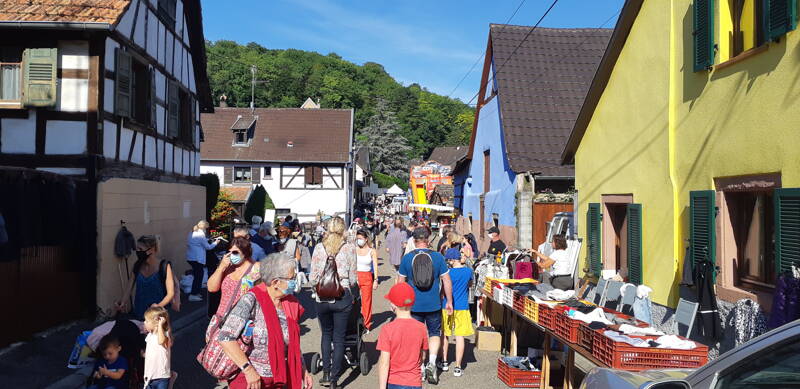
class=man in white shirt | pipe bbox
[532,234,573,290]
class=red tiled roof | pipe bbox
[222,186,251,203]
[0,0,132,24]
[201,108,353,163]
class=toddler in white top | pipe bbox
[143,306,172,389]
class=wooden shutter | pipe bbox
[587,203,602,276]
[693,0,714,72]
[315,166,323,184]
[223,166,233,185]
[150,69,157,129]
[764,0,797,41]
[252,166,261,183]
[627,203,643,285]
[114,49,132,117]
[775,188,800,276]
[689,190,716,281]
[21,48,57,107]
[167,80,179,138]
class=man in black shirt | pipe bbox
[486,226,506,256]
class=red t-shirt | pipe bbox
[376,318,428,387]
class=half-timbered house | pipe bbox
[201,105,354,223]
[0,0,213,326]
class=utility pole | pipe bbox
[250,65,256,113]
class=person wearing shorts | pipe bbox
[397,227,453,385]
[440,248,474,377]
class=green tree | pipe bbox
[357,99,412,179]
[244,185,267,224]
[210,190,236,240]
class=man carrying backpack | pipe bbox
[397,227,453,385]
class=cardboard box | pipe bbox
[476,328,502,352]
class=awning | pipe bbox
[409,204,454,211]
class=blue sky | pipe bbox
[201,0,625,104]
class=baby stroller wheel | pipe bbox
[310,352,322,375]
[359,351,370,376]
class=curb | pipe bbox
[44,308,207,389]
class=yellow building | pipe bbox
[562,0,800,325]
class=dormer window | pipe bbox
[234,130,246,145]
[230,114,257,146]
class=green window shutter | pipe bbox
[115,49,132,117]
[774,188,800,276]
[690,190,716,281]
[627,203,643,285]
[764,0,798,41]
[693,0,715,72]
[167,80,179,138]
[22,48,57,107]
[587,203,602,276]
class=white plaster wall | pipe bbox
[58,41,89,69]
[165,143,174,173]
[103,120,117,159]
[117,0,135,38]
[165,35,174,76]
[133,0,146,48]
[175,0,184,37]
[156,105,166,134]
[200,165,224,179]
[45,121,86,154]
[105,38,119,71]
[119,127,134,161]
[57,78,89,112]
[145,135,157,167]
[157,21,165,66]
[104,78,115,113]
[0,112,36,154]
[188,56,195,92]
[130,130,142,164]
[146,10,158,58]
[174,45,183,83]
[155,71,166,102]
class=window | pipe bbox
[166,79,196,146]
[116,49,155,128]
[0,46,22,108]
[305,166,323,185]
[157,0,177,28]
[234,130,246,145]
[263,167,272,179]
[233,167,251,183]
[724,190,776,290]
[131,59,152,126]
[714,337,800,388]
[587,203,602,276]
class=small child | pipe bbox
[377,283,429,389]
[440,248,474,377]
[143,306,172,389]
[88,335,128,389]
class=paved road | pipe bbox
[171,238,507,389]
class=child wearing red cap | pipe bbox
[377,283,429,389]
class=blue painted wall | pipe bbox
[461,63,517,230]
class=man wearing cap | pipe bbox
[486,226,507,257]
[397,227,453,385]
[377,283,429,389]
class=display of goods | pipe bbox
[578,323,596,353]
[522,298,539,324]
[592,332,709,371]
[501,287,514,307]
[512,291,526,313]
[552,309,582,343]
[497,358,541,388]
[537,303,556,330]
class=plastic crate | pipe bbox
[497,358,541,388]
[552,309,582,343]
[537,303,556,330]
[592,332,709,371]
[522,297,538,323]
[501,286,514,307]
[512,291,526,313]
[578,323,596,353]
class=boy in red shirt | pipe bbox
[377,283,429,389]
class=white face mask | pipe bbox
[357,239,367,247]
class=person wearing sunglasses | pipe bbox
[207,236,262,321]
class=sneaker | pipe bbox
[320,371,331,387]
[425,362,439,385]
[453,367,463,377]
[439,361,450,371]
[188,294,203,302]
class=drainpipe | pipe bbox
[0,21,112,30]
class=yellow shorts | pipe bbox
[442,309,474,337]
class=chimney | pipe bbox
[219,94,228,108]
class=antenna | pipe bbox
[249,65,269,113]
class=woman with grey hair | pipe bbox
[218,253,313,389]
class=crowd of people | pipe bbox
[95,204,575,389]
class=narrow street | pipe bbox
[170,235,505,389]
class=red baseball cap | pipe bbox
[385,282,415,307]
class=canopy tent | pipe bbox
[408,204,454,211]
[386,184,405,195]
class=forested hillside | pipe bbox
[205,40,473,178]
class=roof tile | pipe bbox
[0,0,131,24]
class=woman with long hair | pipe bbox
[355,229,379,332]
[116,235,175,320]
[308,217,357,389]
[384,217,407,272]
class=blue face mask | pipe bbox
[283,279,297,295]
[229,254,243,265]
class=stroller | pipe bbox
[309,295,371,377]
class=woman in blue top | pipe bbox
[116,235,176,320]
[186,220,221,301]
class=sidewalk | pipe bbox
[0,293,207,389]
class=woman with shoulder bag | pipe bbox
[218,253,313,389]
[207,237,261,322]
[308,217,357,389]
[116,235,176,320]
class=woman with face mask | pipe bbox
[355,229,379,332]
[115,235,176,320]
[218,253,313,389]
[206,237,261,321]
